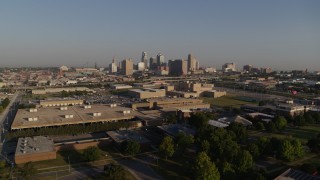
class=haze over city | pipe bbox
[0,0,319,70]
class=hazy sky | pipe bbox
[0,0,319,70]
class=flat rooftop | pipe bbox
[158,124,196,137]
[106,130,150,144]
[148,97,202,103]
[208,120,229,128]
[11,104,141,130]
[15,136,55,156]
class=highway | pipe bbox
[0,92,21,165]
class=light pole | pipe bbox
[68,156,71,173]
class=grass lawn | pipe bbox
[149,155,193,180]
[202,95,257,108]
[29,147,116,170]
[248,124,320,144]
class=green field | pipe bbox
[202,95,257,108]
[249,125,320,144]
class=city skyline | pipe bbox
[0,0,319,71]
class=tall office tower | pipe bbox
[168,59,188,76]
[121,59,133,76]
[109,57,118,74]
[222,62,236,72]
[149,57,157,70]
[137,62,145,71]
[141,52,148,69]
[156,53,165,66]
[196,61,200,70]
[243,65,252,72]
[187,53,197,71]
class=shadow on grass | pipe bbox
[59,146,101,179]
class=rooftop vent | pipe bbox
[110,104,117,108]
[84,105,91,109]
[29,108,37,112]
[64,114,74,119]
[60,107,68,111]
[93,112,101,117]
[28,117,38,121]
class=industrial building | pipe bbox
[11,104,141,130]
[32,87,95,95]
[15,136,56,164]
[39,99,84,107]
[128,88,166,99]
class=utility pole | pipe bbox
[68,156,71,173]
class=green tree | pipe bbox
[265,122,276,132]
[255,122,265,131]
[292,139,304,158]
[235,150,254,173]
[83,146,101,161]
[278,139,295,161]
[0,160,10,180]
[18,162,37,180]
[101,163,127,180]
[247,143,260,159]
[200,140,210,153]
[189,112,210,129]
[221,162,236,180]
[307,134,320,153]
[274,116,287,131]
[121,140,141,156]
[194,152,220,180]
[294,115,306,126]
[159,136,175,159]
[227,122,248,142]
[176,132,194,153]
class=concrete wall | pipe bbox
[15,151,56,164]
[55,140,111,151]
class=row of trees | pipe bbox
[159,132,194,160]
[7,121,137,139]
[249,136,304,161]
[307,133,320,153]
[0,97,10,113]
[60,90,89,97]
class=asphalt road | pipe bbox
[35,154,163,180]
[0,92,21,164]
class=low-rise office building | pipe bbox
[111,84,133,90]
[11,104,141,130]
[15,136,56,164]
[32,87,95,95]
[40,99,84,107]
[201,90,227,98]
[128,88,166,99]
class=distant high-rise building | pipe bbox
[168,59,188,76]
[137,62,145,71]
[157,53,165,66]
[149,57,157,70]
[261,67,272,74]
[222,62,236,72]
[187,53,197,71]
[109,57,118,74]
[243,65,252,72]
[121,59,133,76]
[141,52,148,69]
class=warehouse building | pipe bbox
[15,136,56,164]
[128,88,166,99]
[11,104,141,130]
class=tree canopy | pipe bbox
[121,140,141,156]
[159,136,175,159]
[194,152,220,180]
[83,146,101,161]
